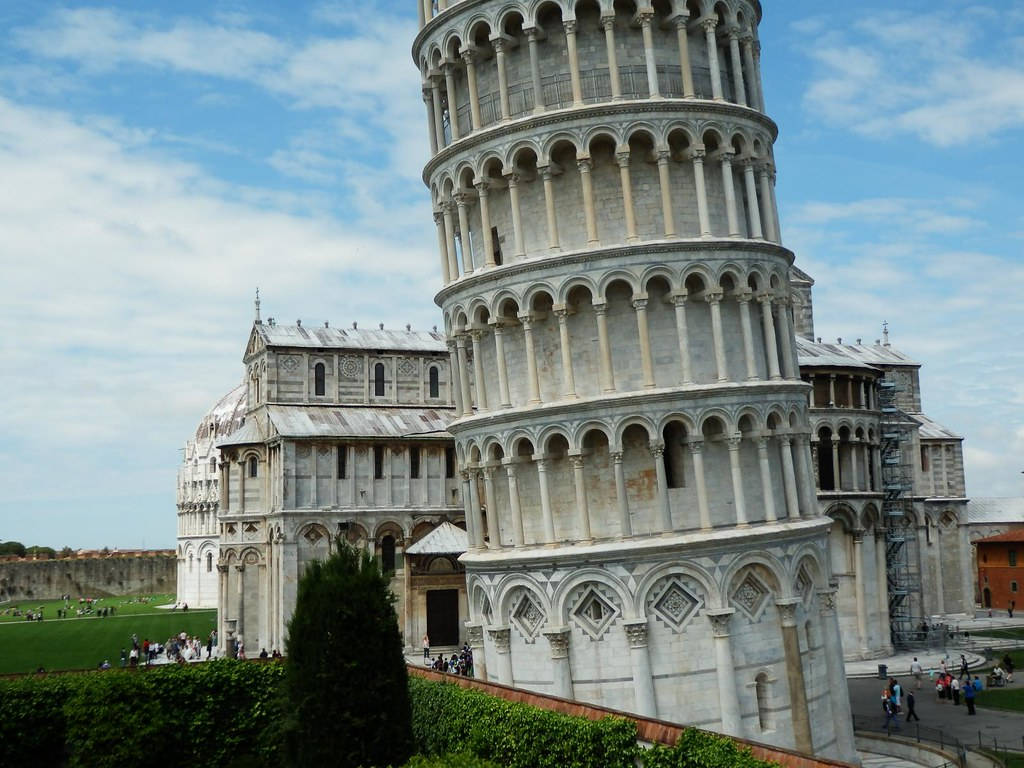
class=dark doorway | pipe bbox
[426,589,460,647]
[983,587,991,609]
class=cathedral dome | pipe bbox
[194,382,246,443]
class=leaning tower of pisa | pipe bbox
[413,0,855,759]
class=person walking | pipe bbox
[910,657,924,689]
[951,675,961,705]
[905,690,920,722]
[960,654,969,678]
[881,690,900,732]
[891,678,903,713]
[422,633,430,661]
[1003,653,1015,683]
[964,676,977,715]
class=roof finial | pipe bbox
[254,288,261,324]
[882,320,890,347]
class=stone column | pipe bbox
[707,291,728,382]
[460,470,476,546]
[650,442,673,532]
[461,49,482,130]
[741,159,763,238]
[757,436,778,523]
[564,20,584,105]
[544,628,574,699]
[570,455,592,540]
[468,470,485,548]
[519,315,542,404]
[447,340,464,416]
[727,434,748,526]
[675,16,695,97]
[690,147,712,237]
[540,166,561,251]
[554,307,577,399]
[474,180,495,268]
[593,303,616,392]
[422,88,438,155]
[217,563,229,650]
[758,165,778,242]
[506,172,525,257]
[794,435,815,516]
[536,457,556,543]
[469,330,488,411]
[702,18,724,101]
[443,62,460,141]
[611,450,631,536]
[689,440,712,529]
[874,529,893,652]
[504,460,525,546]
[417,0,425,31]
[601,17,622,100]
[234,563,246,642]
[776,599,813,755]
[719,151,741,237]
[483,466,501,549]
[741,34,761,110]
[775,299,797,379]
[752,39,764,109]
[617,150,639,242]
[706,609,742,735]
[850,439,861,491]
[656,150,676,237]
[638,10,660,97]
[828,374,837,407]
[492,37,511,120]
[818,588,858,762]
[441,200,460,281]
[727,28,747,106]
[577,158,600,245]
[779,436,800,520]
[959,520,974,613]
[852,529,870,655]
[454,192,473,273]
[633,298,656,388]
[737,292,758,380]
[624,619,658,717]
[430,75,446,148]
[759,295,781,380]
[492,322,512,407]
[831,437,842,490]
[525,28,545,113]
[466,623,488,680]
[672,294,693,384]
[488,626,513,685]
[455,335,473,410]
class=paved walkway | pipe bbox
[846,650,985,679]
[857,752,924,768]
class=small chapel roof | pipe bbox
[254,323,447,352]
[263,404,454,440]
[968,498,1024,525]
[405,522,468,555]
[796,336,921,370]
[215,417,266,448]
[910,412,962,441]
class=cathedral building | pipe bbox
[172,0,976,761]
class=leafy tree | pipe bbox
[0,541,26,557]
[59,547,74,559]
[284,539,413,768]
[25,546,56,559]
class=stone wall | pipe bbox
[0,555,176,602]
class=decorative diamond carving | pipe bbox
[571,587,619,640]
[650,580,701,632]
[397,358,417,376]
[304,526,324,545]
[732,573,771,621]
[511,592,545,641]
[280,355,300,372]
[340,356,362,378]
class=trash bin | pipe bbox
[878,664,888,679]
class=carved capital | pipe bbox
[601,15,616,31]
[817,588,838,614]
[631,298,648,311]
[576,157,593,173]
[562,19,577,35]
[491,36,508,54]
[466,623,485,647]
[487,625,511,653]
[543,627,571,659]
[852,528,866,544]
[727,434,743,451]
[216,564,229,574]
[474,179,490,197]
[460,48,477,66]
[623,619,649,649]
[569,455,585,471]
[504,171,521,188]
[705,608,734,637]
[610,450,624,465]
[704,290,723,306]
[701,17,718,33]
[635,9,655,27]
[775,598,801,627]
[687,440,704,455]
[649,442,665,460]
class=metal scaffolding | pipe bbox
[878,376,921,647]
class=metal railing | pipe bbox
[853,714,967,767]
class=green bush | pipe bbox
[642,728,778,768]
[409,676,639,768]
[284,540,413,768]
[401,754,502,768]
[0,674,77,767]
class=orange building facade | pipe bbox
[977,529,1024,611]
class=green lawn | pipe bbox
[977,627,1024,641]
[977,650,1024,713]
[0,593,216,674]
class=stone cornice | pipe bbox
[421,99,778,184]
[434,238,795,306]
[447,379,811,436]
[460,515,828,570]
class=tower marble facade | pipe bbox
[414,0,854,759]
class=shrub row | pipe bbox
[408,677,779,768]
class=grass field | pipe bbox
[977,627,1024,641]
[0,593,216,675]
[978,650,1024,713]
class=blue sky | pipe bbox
[0,1,1021,550]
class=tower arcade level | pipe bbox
[414,0,856,760]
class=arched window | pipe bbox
[410,446,421,479]
[428,366,439,398]
[314,362,326,397]
[755,673,771,731]
[374,363,385,396]
[373,446,384,479]
[206,552,213,572]
[381,535,396,575]
[248,456,258,478]
[209,457,217,473]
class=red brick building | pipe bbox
[977,529,1024,612]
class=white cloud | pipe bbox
[798,8,1024,146]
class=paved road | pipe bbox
[848,676,1024,753]
[857,752,923,768]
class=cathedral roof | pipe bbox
[252,323,447,352]
[245,404,454,441]
[910,413,962,441]
[968,498,1024,525]
[796,336,920,370]
[193,383,247,442]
